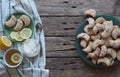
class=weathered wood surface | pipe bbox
[35,0,120,16]
[35,0,120,77]
[46,58,120,77]
[42,16,120,36]
[45,36,78,57]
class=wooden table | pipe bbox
[35,0,120,77]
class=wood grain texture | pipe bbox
[42,17,83,36]
[44,16,120,57]
[35,0,120,16]
[45,37,75,51]
[45,37,78,57]
[34,0,120,77]
[42,16,120,36]
[47,58,120,77]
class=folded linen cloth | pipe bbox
[0,0,49,77]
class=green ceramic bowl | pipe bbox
[3,12,34,42]
[76,14,120,68]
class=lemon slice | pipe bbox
[0,36,12,50]
[15,32,24,41]
[11,53,22,64]
[20,28,32,39]
[10,31,24,41]
[10,31,17,40]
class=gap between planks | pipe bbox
[40,14,120,17]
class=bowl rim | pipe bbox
[21,39,40,57]
[3,48,23,68]
[75,14,120,68]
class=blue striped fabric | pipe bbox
[0,0,49,77]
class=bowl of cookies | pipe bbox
[3,12,34,42]
[76,9,120,68]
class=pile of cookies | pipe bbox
[77,9,120,67]
[5,14,31,31]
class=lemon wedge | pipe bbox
[0,36,12,50]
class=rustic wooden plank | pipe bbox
[46,50,79,58]
[35,0,120,16]
[46,58,84,70]
[34,0,120,77]
[49,69,120,77]
[42,16,120,36]
[45,37,75,51]
[45,36,79,57]
[45,37,78,58]
[42,16,83,36]
[46,58,120,77]
[45,16,120,57]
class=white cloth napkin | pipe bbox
[0,0,49,77]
